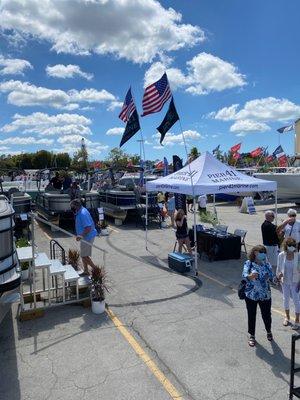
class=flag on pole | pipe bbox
[277,123,294,133]
[232,152,241,160]
[230,143,242,153]
[266,154,274,163]
[119,110,140,147]
[163,157,169,176]
[156,97,179,144]
[173,155,186,214]
[273,145,288,167]
[250,147,263,157]
[119,87,136,122]
[141,73,172,117]
[212,145,220,155]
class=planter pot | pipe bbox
[91,299,106,314]
[101,228,109,236]
[21,269,29,280]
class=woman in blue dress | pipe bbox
[242,245,274,347]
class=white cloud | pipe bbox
[211,97,300,135]
[0,79,118,109]
[153,129,203,147]
[106,101,123,112]
[0,136,53,145]
[106,127,123,136]
[1,112,92,137]
[0,0,204,64]
[0,55,32,75]
[144,53,246,94]
[230,120,271,133]
[46,64,93,80]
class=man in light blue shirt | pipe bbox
[166,193,176,229]
[70,199,98,274]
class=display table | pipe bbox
[189,228,241,261]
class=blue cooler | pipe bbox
[168,252,193,273]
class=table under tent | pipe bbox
[145,151,277,273]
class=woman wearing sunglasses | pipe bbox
[242,245,274,347]
[276,237,300,329]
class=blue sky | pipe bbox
[0,0,299,161]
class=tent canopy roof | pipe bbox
[146,151,277,195]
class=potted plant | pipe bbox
[99,220,109,236]
[90,266,109,314]
[21,262,29,280]
[67,248,81,271]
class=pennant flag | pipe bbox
[250,147,263,157]
[142,72,172,117]
[163,157,169,176]
[277,123,294,133]
[232,152,241,160]
[119,110,140,147]
[155,160,164,169]
[156,97,179,144]
[273,145,288,167]
[173,155,186,214]
[230,143,241,153]
[212,144,220,155]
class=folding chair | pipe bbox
[234,229,247,253]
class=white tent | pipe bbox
[145,152,277,274]
[146,151,277,194]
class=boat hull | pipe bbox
[254,172,300,201]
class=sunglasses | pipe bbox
[259,250,266,254]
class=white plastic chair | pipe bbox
[234,229,247,253]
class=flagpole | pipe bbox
[173,97,198,276]
[255,146,268,169]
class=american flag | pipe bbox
[142,73,171,117]
[119,88,136,122]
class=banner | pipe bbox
[172,155,187,213]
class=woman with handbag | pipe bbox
[276,237,300,329]
[242,245,274,347]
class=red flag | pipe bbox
[266,155,274,163]
[232,152,240,160]
[155,160,164,169]
[230,143,241,153]
[278,156,288,167]
[250,147,263,157]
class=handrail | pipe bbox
[29,212,108,256]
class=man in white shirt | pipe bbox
[277,209,300,244]
[198,195,207,214]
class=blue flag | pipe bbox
[277,123,294,133]
[163,157,168,176]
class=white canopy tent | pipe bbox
[145,151,277,274]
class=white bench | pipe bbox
[64,265,80,301]
[48,259,66,304]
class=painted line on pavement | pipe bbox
[106,308,183,400]
[198,271,291,320]
[108,225,119,233]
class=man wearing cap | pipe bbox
[261,210,280,268]
[277,209,300,245]
[70,199,97,275]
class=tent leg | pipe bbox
[213,194,217,219]
[275,190,278,225]
[193,197,198,276]
[145,192,148,250]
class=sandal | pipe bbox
[248,336,256,347]
[267,332,273,341]
[283,318,290,327]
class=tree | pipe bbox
[19,153,34,169]
[32,150,52,169]
[189,146,200,161]
[72,147,88,170]
[105,147,130,168]
[55,153,71,168]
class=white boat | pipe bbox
[255,167,300,203]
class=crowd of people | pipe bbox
[243,208,300,347]
[47,172,81,200]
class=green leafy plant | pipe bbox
[16,237,30,248]
[90,266,109,302]
[67,248,81,271]
[199,210,219,227]
[100,220,108,229]
[21,261,29,271]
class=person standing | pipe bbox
[166,193,176,229]
[175,209,193,255]
[50,172,63,190]
[242,245,274,347]
[277,209,300,245]
[276,237,300,329]
[70,199,98,275]
[198,195,207,215]
[261,210,280,268]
